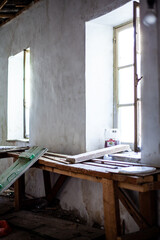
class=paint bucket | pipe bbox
[104,128,120,147]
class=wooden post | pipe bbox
[43,170,51,199]
[13,157,25,210]
[102,179,121,240]
[139,191,157,227]
[14,174,25,210]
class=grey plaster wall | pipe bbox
[141,0,160,166]
[0,0,139,227]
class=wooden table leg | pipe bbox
[102,179,121,240]
[139,191,157,226]
[43,170,51,199]
[139,191,158,240]
[14,174,25,210]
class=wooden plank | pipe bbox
[118,188,149,228]
[92,158,145,167]
[118,181,160,192]
[39,165,102,183]
[102,179,121,240]
[45,152,69,158]
[112,174,153,184]
[117,226,160,240]
[43,155,69,164]
[67,145,131,163]
[0,147,47,194]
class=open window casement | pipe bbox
[113,1,141,152]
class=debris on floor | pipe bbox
[0,192,105,240]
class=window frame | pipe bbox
[113,2,141,151]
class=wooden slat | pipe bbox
[92,158,145,167]
[0,0,7,10]
[43,155,69,164]
[45,152,69,158]
[83,161,118,169]
[67,145,131,163]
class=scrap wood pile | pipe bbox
[41,144,131,165]
[41,144,158,175]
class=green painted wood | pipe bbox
[0,146,47,194]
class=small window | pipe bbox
[7,49,30,140]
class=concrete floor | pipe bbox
[0,192,105,240]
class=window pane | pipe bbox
[118,106,134,143]
[24,49,30,138]
[118,27,134,67]
[118,66,134,104]
[8,52,24,140]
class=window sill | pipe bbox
[7,139,29,143]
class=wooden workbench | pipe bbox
[2,150,160,240]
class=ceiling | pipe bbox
[0,0,39,27]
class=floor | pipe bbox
[0,191,105,240]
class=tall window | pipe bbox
[113,3,141,151]
[8,49,30,140]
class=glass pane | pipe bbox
[118,106,134,143]
[118,27,134,67]
[118,66,134,104]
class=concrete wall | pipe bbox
[86,22,113,151]
[141,0,160,166]
[0,0,149,229]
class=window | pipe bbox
[113,3,141,151]
[7,49,30,140]
[85,1,140,152]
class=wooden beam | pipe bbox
[118,181,160,192]
[67,145,131,163]
[102,179,121,240]
[118,188,149,229]
[0,0,7,10]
